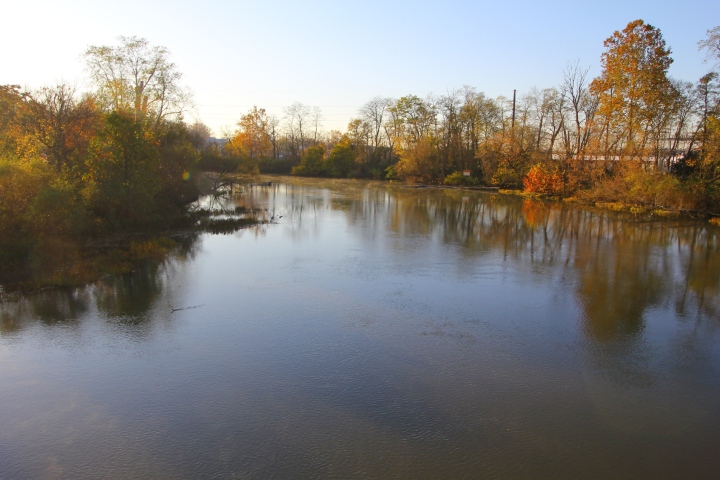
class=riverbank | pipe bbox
[493,188,714,221]
[395,181,717,222]
[0,203,266,295]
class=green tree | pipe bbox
[324,135,357,177]
[155,121,201,210]
[291,144,326,176]
[83,112,161,226]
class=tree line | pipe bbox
[2,20,720,269]
[222,20,720,214]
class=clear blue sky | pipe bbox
[2,0,717,136]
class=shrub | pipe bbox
[523,164,563,194]
[291,145,326,176]
[444,171,479,186]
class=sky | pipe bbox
[2,0,717,136]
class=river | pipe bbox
[1,176,719,479]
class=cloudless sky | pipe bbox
[2,0,717,135]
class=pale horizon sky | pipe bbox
[2,0,717,136]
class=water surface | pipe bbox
[2,177,719,479]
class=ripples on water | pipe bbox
[1,177,719,479]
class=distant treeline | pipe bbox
[223,21,720,215]
[2,21,720,269]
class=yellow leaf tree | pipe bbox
[231,106,272,161]
[590,20,677,165]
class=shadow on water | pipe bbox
[0,232,203,332]
[1,288,91,333]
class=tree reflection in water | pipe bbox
[3,182,718,340]
[1,179,719,478]
[0,233,203,332]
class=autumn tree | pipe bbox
[471,92,536,187]
[560,61,597,159]
[697,27,720,147]
[232,106,272,161]
[0,159,57,260]
[436,90,464,175]
[389,95,437,149]
[0,85,33,160]
[394,137,442,183]
[26,83,101,173]
[84,36,192,124]
[590,20,677,164]
[310,106,323,146]
[266,114,281,161]
[459,88,503,180]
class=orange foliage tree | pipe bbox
[231,106,272,161]
[523,163,563,194]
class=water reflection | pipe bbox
[0,233,205,334]
[1,288,91,333]
[6,179,717,339]
[239,179,719,331]
[2,177,719,479]
[225,178,720,441]
[94,264,164,321]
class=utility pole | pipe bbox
[511,89,516,131]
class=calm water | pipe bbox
[1,177,720,479]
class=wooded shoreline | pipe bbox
[2,21,720,289]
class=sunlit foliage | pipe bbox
[523,164,563,195]
[84,36,192,124]
[291,145,326,176]
[3,19,720,281]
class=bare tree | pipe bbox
[359,97,391,151]
[310,106,323,145]
[187,121,212,150]
[284,102,311,157]
[698,26,720,71]
[438,89,464,172]
[267,114,281,160]
[561,60,597,158]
